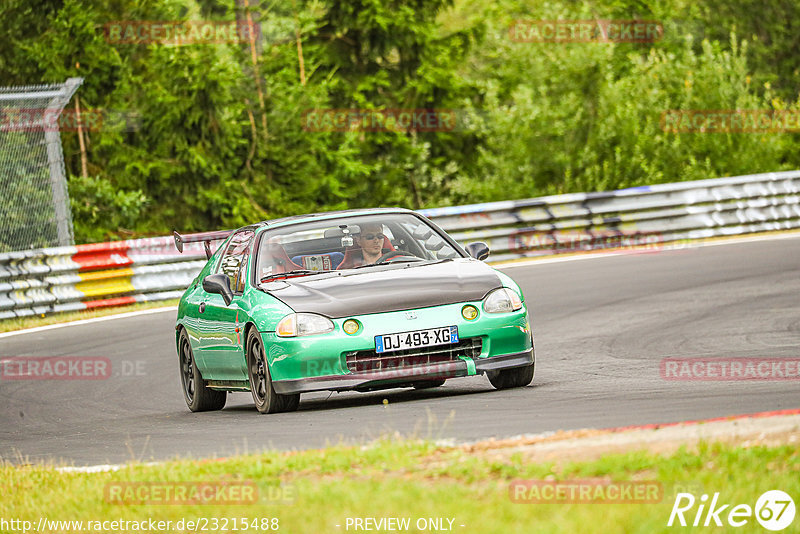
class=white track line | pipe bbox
[0,307,178,339]
[56,462,160,473]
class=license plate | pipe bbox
[375,326,459,354]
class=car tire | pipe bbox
[487,362,535,390]
[412,379,446,389]
[247,329,300,414]
[179,329,227,412]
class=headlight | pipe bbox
[483,288,523,313]
[276,313,334,337]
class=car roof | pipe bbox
[252,207,417,233]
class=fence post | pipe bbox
[45,78,83,245]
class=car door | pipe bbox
[198,229,254,382]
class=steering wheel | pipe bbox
[374,251,418,264]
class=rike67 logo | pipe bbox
[668,490,795,531]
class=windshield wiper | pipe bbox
[260,269,331,282]
[353,257,425,269]
[384,258,425,265]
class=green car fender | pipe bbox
[239,288,295,338]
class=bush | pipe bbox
[68,175,147,243]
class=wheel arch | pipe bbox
[243,322,260,359]
[175,323,186,353]
[244,321,258,341]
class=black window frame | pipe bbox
[215,228,255,296]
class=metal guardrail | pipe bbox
[420,170,800,262]
[0,237,208,320]
[1,171,799,319]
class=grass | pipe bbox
[2,439,797,533]
[0,299,179,334]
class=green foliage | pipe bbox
[1,0,799,243]
[692,0,800,100]
[0,132,57,252]
[448,0,800,202]
[68,175,148,243]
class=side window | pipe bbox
[217,230,254,293]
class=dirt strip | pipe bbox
[453,411,800,464]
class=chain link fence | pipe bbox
[0,78,82,252]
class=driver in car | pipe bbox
[353,223,388,267]
[355,223,386,265]
[338,223,390,268]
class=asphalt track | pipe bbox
[1,235,799,465]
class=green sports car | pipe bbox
[174,208,535,414]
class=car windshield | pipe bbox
[254,213,463,282]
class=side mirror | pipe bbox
[465,242,490,261]
[203,273,234,306]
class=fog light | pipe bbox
[462,305,479,320]
[343,319,360,335]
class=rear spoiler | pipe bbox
[173,229,233,259]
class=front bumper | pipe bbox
[272,348,534,395]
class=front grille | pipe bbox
[346,337,482,374]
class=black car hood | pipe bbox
[263,259,502,318]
